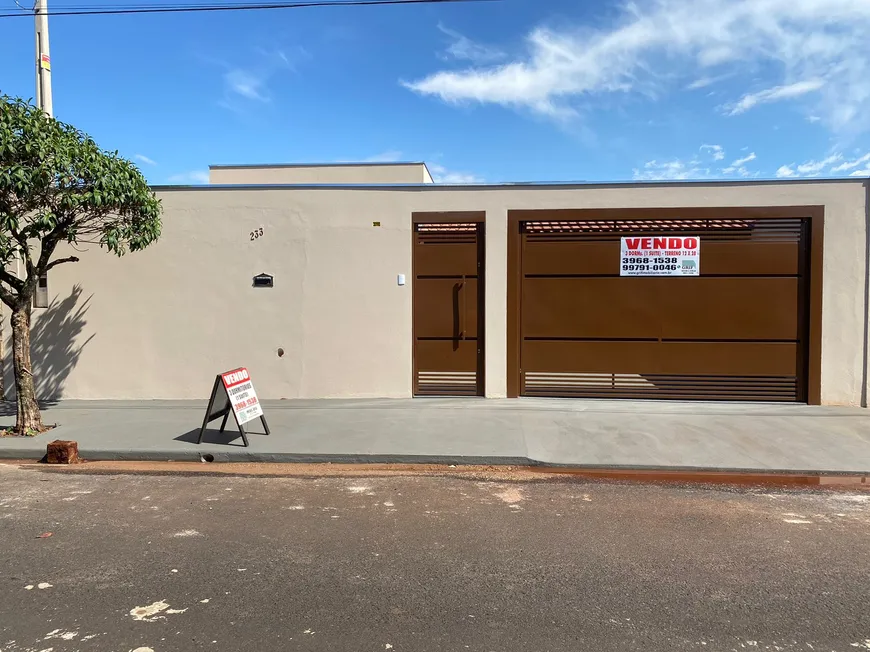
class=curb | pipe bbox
[0,447,532,466]
[2,449,868,487]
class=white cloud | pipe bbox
[796,154,842,175]
[134,154,157,166]
[168,170,209,184]
[633,159,710,181]
[729,152,757,167]
[775,151,870,177]
[363,150,404,163]
[637,145,870,180]
[266,47,309,71]
[687,78,713,90]
[225,69,269,102]
[405,0,870,131]
[720,152,758,176]
[727,80,824,115]
[830,152,870,171]
[687,73,732,90]
[721,165,754,176]
[637,144,763,180]
[428,163,483,184]
[700,144,725,160]
[437,23,504,63]
[213,47,305,111]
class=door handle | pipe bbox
[458,275,466,340]
[462,275,467,340]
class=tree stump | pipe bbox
[46,440,79,464]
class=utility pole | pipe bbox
[34,0,52,117]
[3,0,54,401]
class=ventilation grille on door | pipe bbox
[523,218,803,243]
[523,372,798,401]
[416,223,478,244]
[416,371,478,396]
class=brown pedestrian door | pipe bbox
[509,210,816,402]
[413,218,484,396]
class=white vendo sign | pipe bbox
[620,236,700,276]
[221,367,264,425]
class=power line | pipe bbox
[8,0,490,7]
[11,0,484,7]
[0,0,498,17]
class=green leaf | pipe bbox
[0,92,163,284]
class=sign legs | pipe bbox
[232,409,250,448]
[197,375,250,447]
[197,376,223,445]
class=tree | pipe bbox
[0,95,162,434]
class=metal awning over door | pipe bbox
[508,209,822,403]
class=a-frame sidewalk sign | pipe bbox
[198,367,270,447]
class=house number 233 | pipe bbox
[250,227,264,241]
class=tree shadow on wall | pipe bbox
[33,285,95,402]
[0,285,94,418]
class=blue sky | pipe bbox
[2,0,870,184]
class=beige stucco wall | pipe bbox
[25,179,869,405]
[209,163,433,185]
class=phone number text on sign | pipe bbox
[620,236,700,276]
[221,367,264,425]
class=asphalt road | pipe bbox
[1,464,869,652]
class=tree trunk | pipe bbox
[11,305,43,434]
[0,305,5,401]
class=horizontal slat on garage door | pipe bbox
[417,371,478,396]
[415,340,479,395]
[522,341,798,376]
[523,241,800,276]
[522,277,799,340]
[522,373,797,401]
[523,217,801,240]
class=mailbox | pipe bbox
[253,273,274,288]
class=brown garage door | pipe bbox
[413,214,484,396]
[509,209,821,402]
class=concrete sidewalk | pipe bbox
[2,398,870,473]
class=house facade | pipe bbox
[23,163,870,406]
